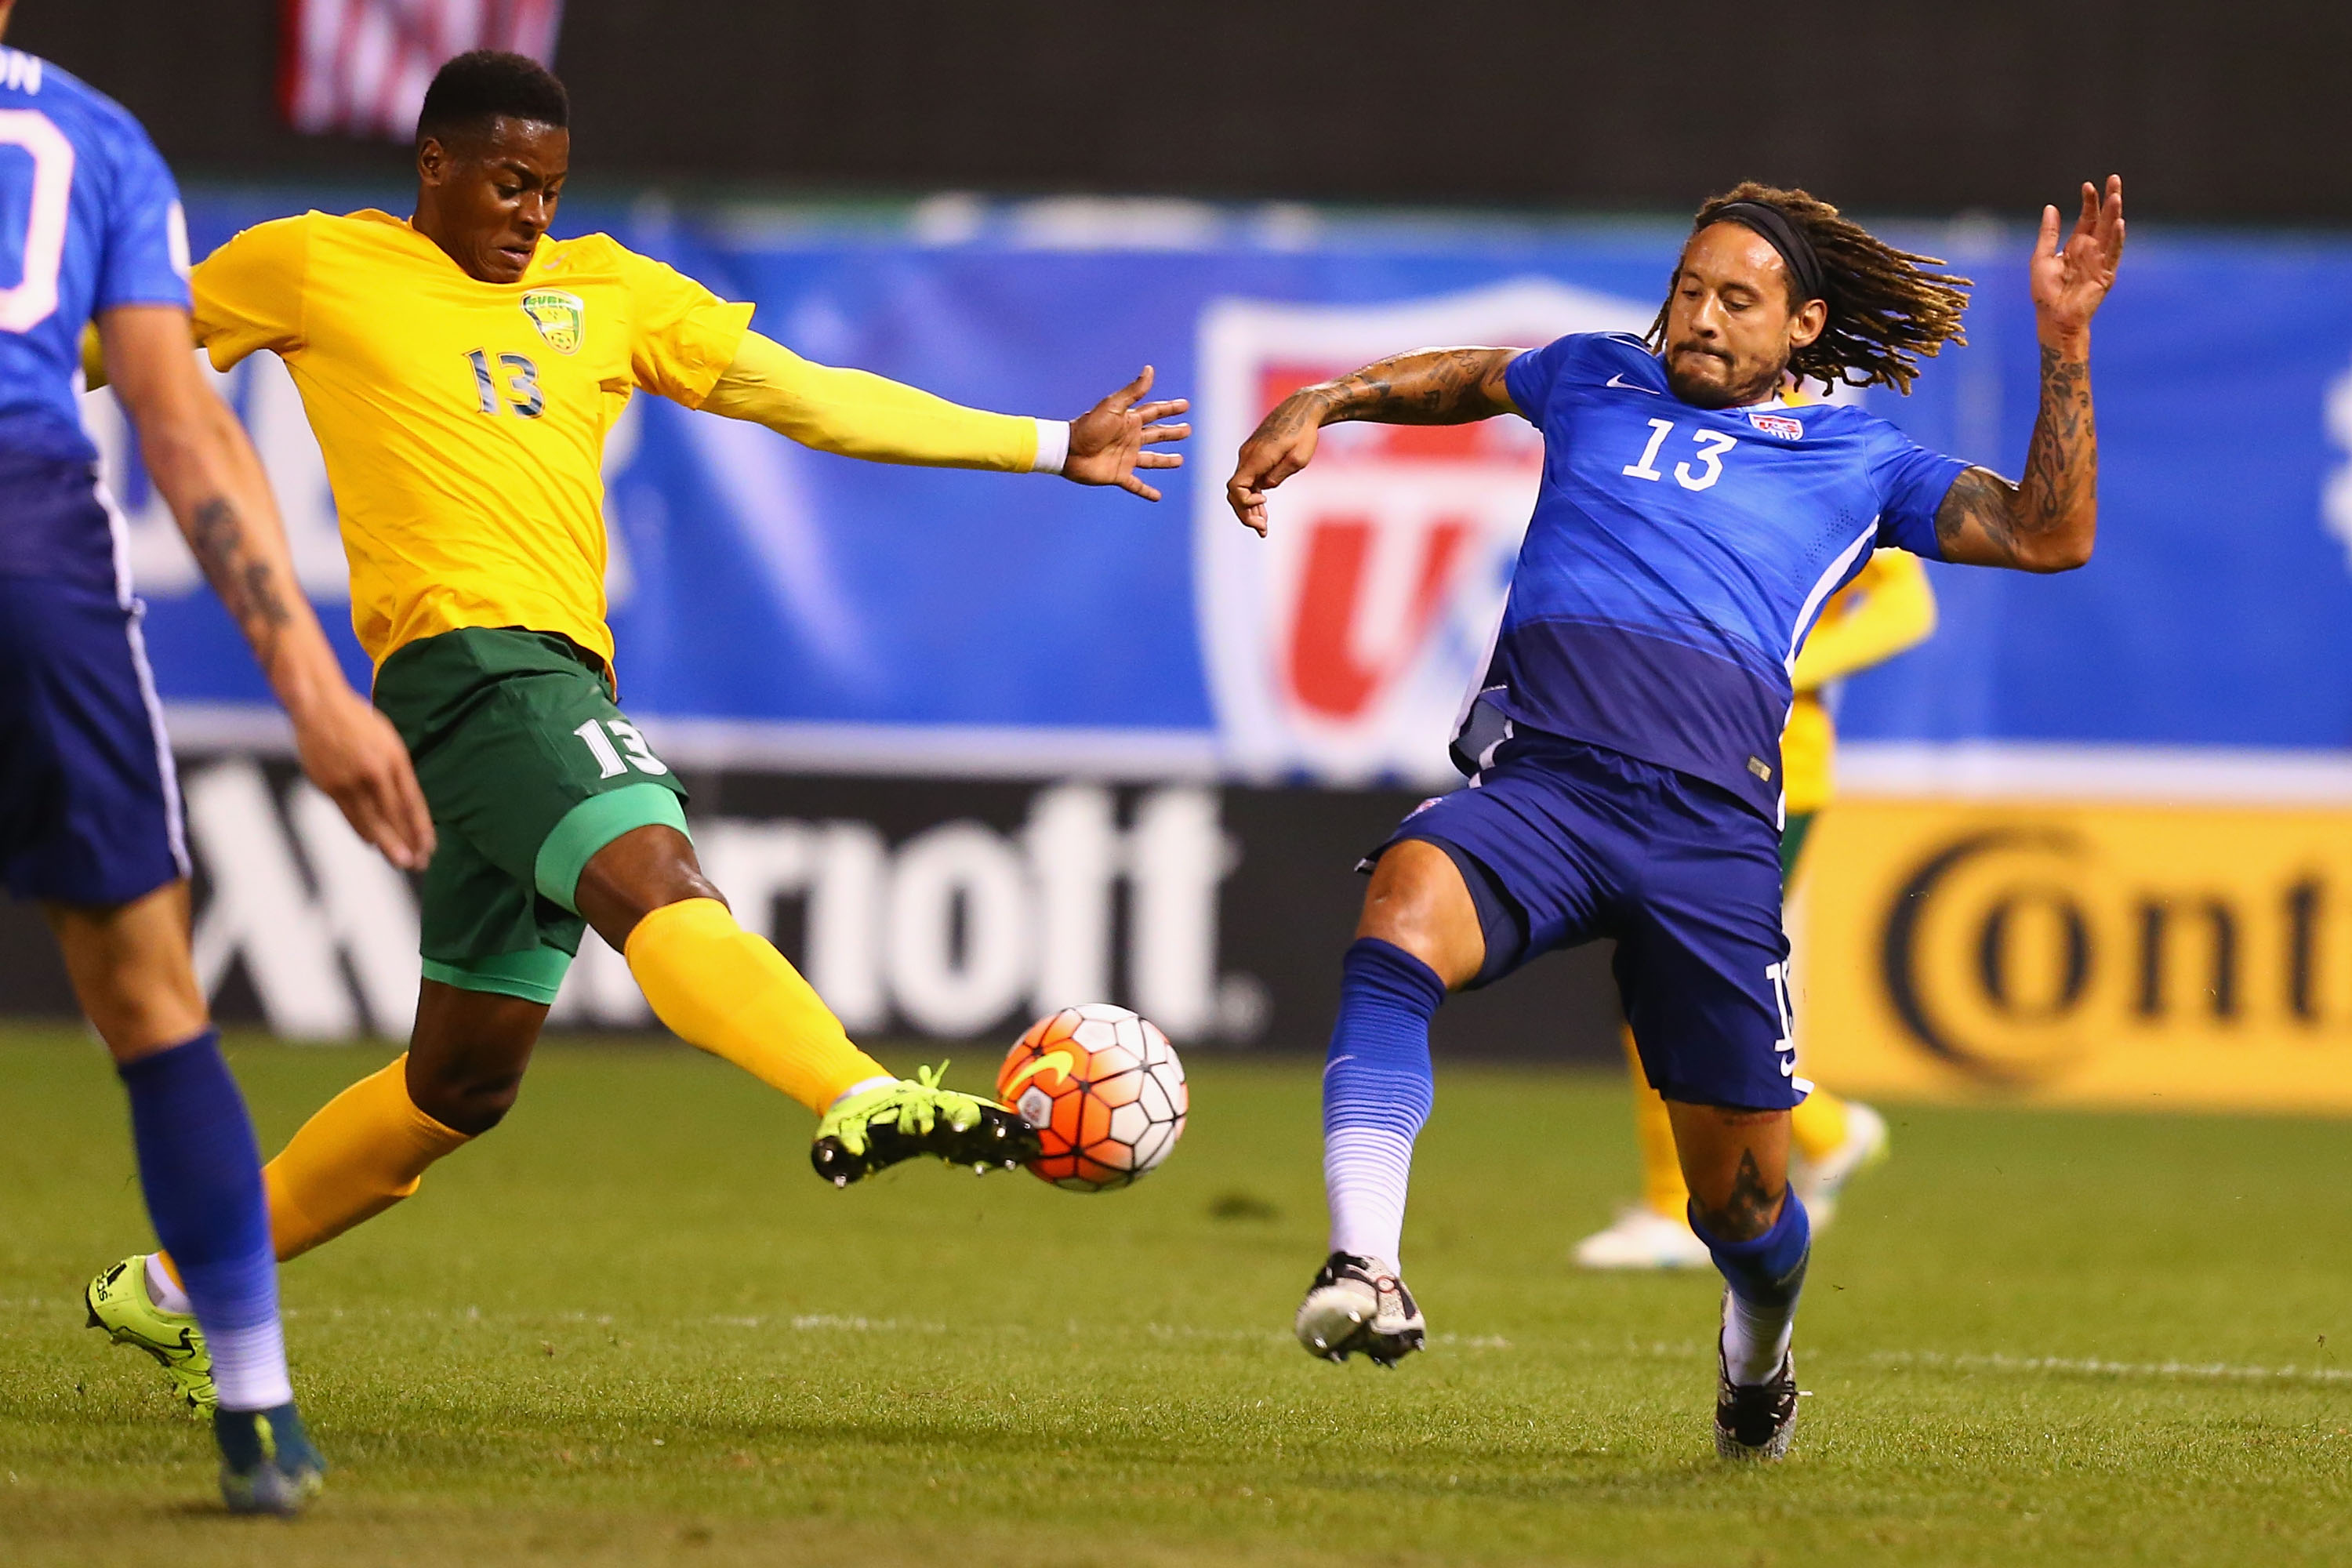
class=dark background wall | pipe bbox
[12,0,2345,222]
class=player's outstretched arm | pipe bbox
[1225,347,1519,535]
[1934,176,2125,573]
[97,305,435,871]
[698,334,1189,499]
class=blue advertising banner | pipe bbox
[93,194,2352,791]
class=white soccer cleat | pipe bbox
[1790,1099,1889,1231]
[1294,1252,1426,1367]
[1573,1205,1715,1270]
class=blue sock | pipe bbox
[1690,1190,1811,1383]
[118,1029,290,1411]
[1322,937,1444,1265]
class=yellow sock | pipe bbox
[1791,1086,1852,1165]
[158,1054,470,1279]
[1625,1028,1689,1218]
[625,897,889,1113]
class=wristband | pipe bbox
[1031,418,1070,476]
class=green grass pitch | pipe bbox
[2,1025,2349,1566]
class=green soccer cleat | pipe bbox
[216,1401,328,1515]
[86,1254,215,1415]
[811,1062,1040,1186]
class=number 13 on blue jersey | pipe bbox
[1623,418,1737,492]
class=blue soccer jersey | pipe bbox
[0,48,189,468]
[1462,332,1969,820]
[0,50,194,905]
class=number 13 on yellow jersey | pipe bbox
[466,348,543,419]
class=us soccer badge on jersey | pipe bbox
[1194,278,1650,787]
[521,289,585,354]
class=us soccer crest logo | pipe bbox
[521,289,585,354]
[1194,278,1651,785]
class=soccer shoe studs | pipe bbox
[1294,1251,1427,1367]
[810,1063,1040,1186]
[85,1254,216,1415]
[1714,1341,1801,1461]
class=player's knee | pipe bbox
[1689,1190,1782,1244]
[1356,842,1483,988]
[406,1044,528,1134]
[411,1065,524,1135]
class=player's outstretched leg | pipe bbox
[808,1062,1034,1185]
[619,892,1036,1184]
[1788,1093,1889,1230]
[1294,936,1442,1366]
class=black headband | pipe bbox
[1710,200,1826,305]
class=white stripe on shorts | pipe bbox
[94,467,190,879]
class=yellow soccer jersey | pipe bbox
[1781,549,1937,815]
[192,209,753,671]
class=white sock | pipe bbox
[144,1254,191,1316]
[1721,1290,1796,1385]
[208,1318,296,1412]
[1324,1126,1414,1272]
[831,1075,897,1109]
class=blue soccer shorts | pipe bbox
[1374,729,1801,1111]
[0,468,188,908]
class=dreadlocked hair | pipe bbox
[1645,182,1972,395]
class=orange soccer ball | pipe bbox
[997,1004,1189,1191]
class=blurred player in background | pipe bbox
[86,49,1188,1413]
[1229,176,2122,1459]
[0,2,430,1515]
[1573,548,1933,1269]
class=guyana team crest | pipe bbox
[521,289,585,354]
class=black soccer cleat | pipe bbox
[1294,1251,1427,1367]
[216,1400,328,1515]
[809,1065,1040,1187]
[1714,1337,1801,1461]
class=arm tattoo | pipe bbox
[1308,347,1515,426]
[1934,343,2096,569]
[188,497,295,666]
[2020,344,2095,539]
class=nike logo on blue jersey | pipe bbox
[1604,372,1658,394]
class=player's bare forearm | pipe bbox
[1300,347,1519,430]
[144,398,336,706]
[1936,178,2121,574]
[1933,339,2096,572]
[1225,347,1518,534]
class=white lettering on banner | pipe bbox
[285,784,419,1036]
[887,822,1033,1036]
[185,760,418,1040]
[1127,786,1233,1040]
[183,768,1254,1043]
[2323,356,2352,575]
[1196,278,1653,786]
[700,786,1251,1041]
[1021,784,1120,1013]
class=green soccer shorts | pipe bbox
[372,626,691,1004]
